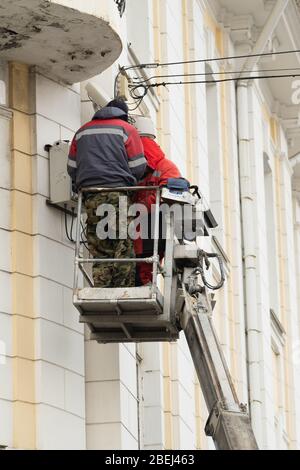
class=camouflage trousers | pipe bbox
[84,192,135,288]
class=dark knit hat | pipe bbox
[106,99,128,115]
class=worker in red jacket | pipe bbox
[133,116,181,285]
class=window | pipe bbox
[264,153,280,315]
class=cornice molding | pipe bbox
[218,9,258,48]
[292,0,300,22]
[278,104,300,148]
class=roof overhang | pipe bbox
[215,0,300,157]
[0,0,122,84]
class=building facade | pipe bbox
[0,0,300,450]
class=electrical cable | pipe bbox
[80,220,90,252]
[128,95,145,111]
[64,206,71,242]
[122,48,300,72]
[80,219,87,240]
[70,207,75,240]
[64,205,76,243]
[196,251,225,291]
[129,72,300,94]
[118,48,300,113]
[132,67,300,84]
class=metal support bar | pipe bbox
[73,191,83,291]
[78,263,93,287]
[151,187,161,292]
[180,286,258,449]
[75,298,162,307]
[120,323,133,339]
[163,211,176,318]
[46,199,77,217]
[81,186,160,193]
[76,257,156,264]
[182,292,239,411]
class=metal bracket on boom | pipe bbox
[178,272,259,450]
[205,402,258,450]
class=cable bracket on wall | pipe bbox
[114,0,126,18]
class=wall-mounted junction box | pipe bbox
[49,140,76,207]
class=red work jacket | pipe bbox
[135,137,181,210]
[134,137,181,254]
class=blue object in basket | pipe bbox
[166,178,190,193]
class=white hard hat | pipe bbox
[132,115,157,139]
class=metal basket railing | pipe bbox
[74,186,162,294]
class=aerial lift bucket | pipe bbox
[73,186,181,343]
[72,185,258,450]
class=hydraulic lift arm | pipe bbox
[73,184,259,450]
[178,257,258,450]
